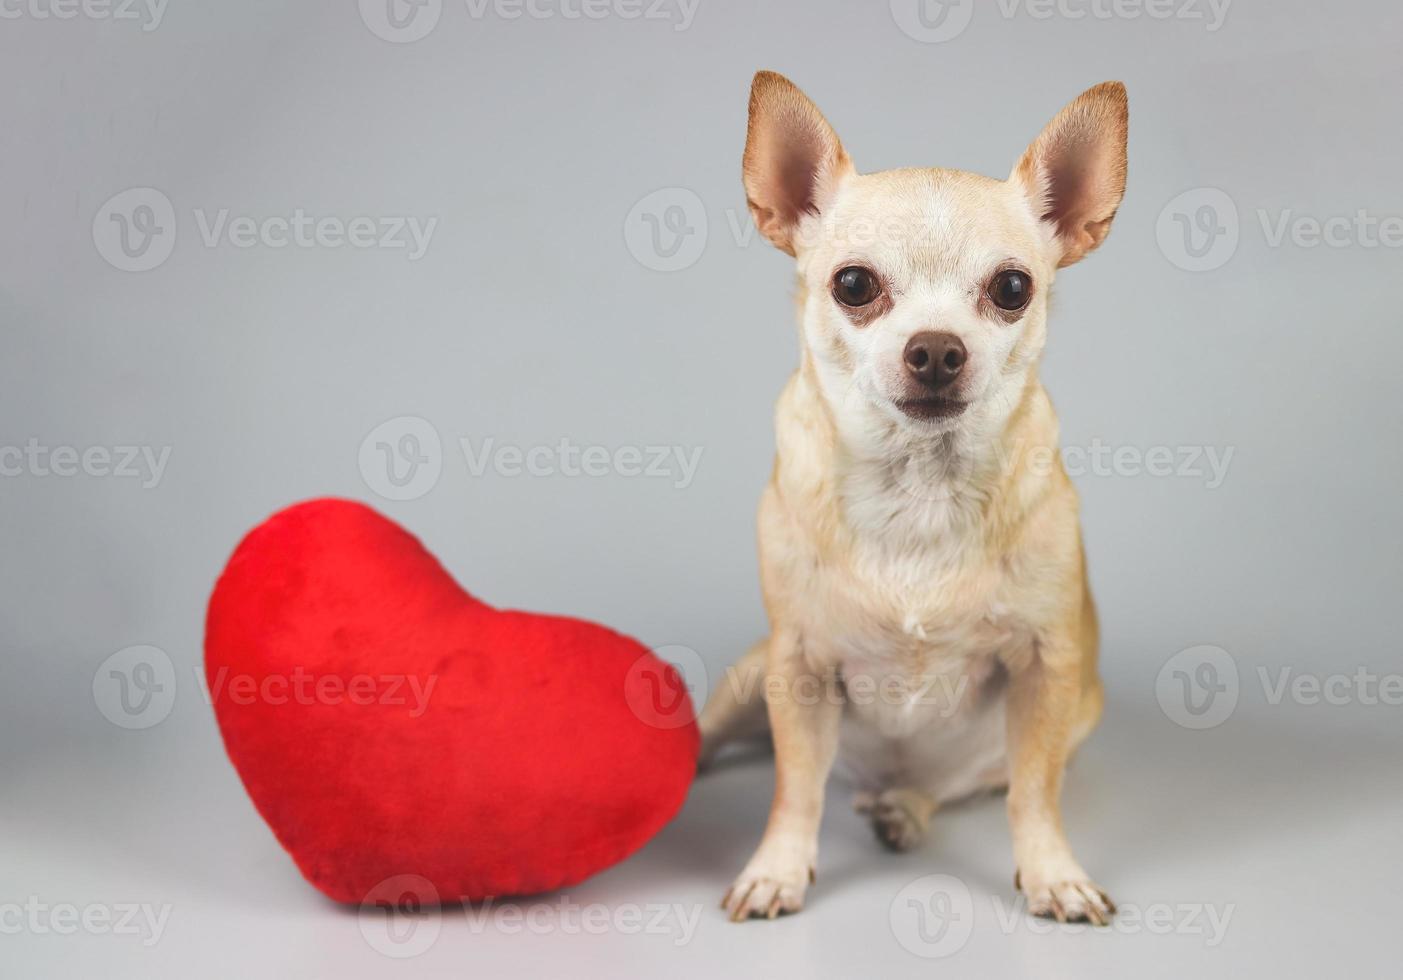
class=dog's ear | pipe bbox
[743,71,853,256]
[1012,82,1128,268]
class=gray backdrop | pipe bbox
[3,1,1400,977]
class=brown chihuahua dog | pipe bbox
[698,71,1127,925]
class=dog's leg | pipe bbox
[697,640,771,769]
[722,629,840,921]
[854,787,938,852]
[1005,633,1115,925]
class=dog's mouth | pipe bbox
[895,396,968,421]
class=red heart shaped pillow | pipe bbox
[205,498,698,905]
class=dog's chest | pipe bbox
[809,537,1028,798]
[810,531,1032,724]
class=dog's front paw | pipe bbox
[722,858,814,922]
[1016,869,1116,926]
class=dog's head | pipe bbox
[743,71,1127,442]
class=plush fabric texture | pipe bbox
[205,498,698,905]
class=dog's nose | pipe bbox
[903,332,966,390]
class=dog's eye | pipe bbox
[988,269,1032,313]
[833,266,880,308]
